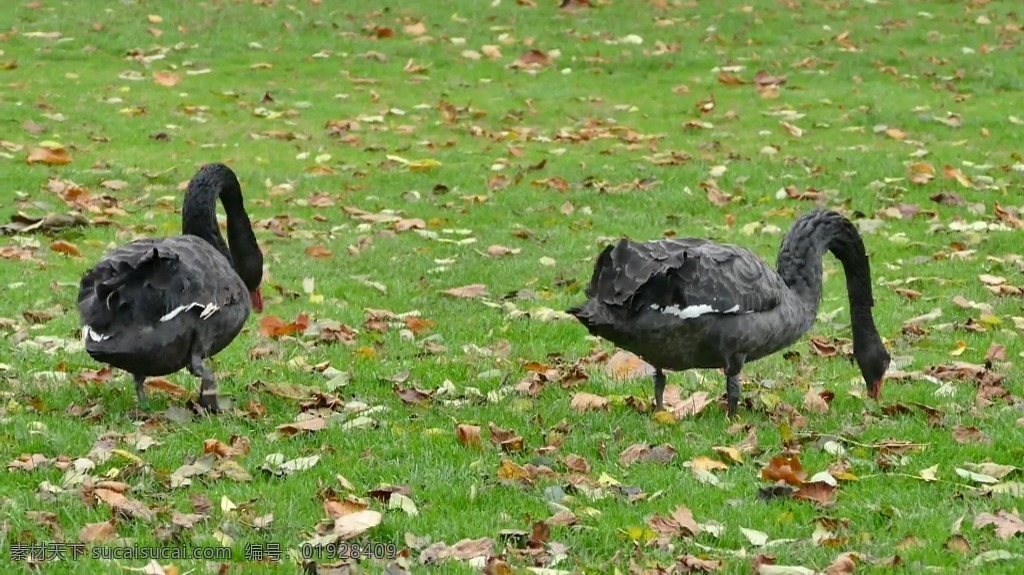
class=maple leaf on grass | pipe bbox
[455,424,482,449]
[761,454,806,486]
[974,509,1024,540]
[647,505,702,538]
[259,313,309,338]
[605,350,655,380]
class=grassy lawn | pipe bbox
[3,0,1024,573]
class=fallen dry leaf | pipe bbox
[456,424,482,449]
[761,454,807,486]
[442,284,488,299]
[27,146,71,165]
[570,392,609,412]
[974,509,1024,540]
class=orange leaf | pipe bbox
[144,377,189,398]
[456,424,482,449]
[305,245,333,259]
[153,71,180,86]
[404,316,434,335]
[49,240,81,256]
[258,313,309,338]
[26,147,71,165]
[761,454,806,486]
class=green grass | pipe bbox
[2,0,1024,573]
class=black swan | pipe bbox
[567,209,890,418]
[77,163,264,413]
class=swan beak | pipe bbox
[867,378,883,400]
[250,288,264,313]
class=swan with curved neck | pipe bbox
[567,209,890,418]
[78,163,263,413]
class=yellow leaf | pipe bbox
[622,526,657,541]
[652,410,677,425]
[712,446,743,464]
[691,456,728,472]
[385,154,442,171]
[949,341,968,357]
[907,161,935,185]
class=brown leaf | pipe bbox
[974,509,1024,540]
[442,284,488,299]
[794,481,836,506]
[761,454,806,486]
[984,343,1006,362]
[330,509,382,540]
[275,417,326,436]
[930,191,963,205]
[677,555,722,572]
[511,49,553,68]
[395,385,433,405]
[648,505,701,538]
[94,488,156,522]
[808,335,838,357]
[667,389,711,418]
[802,388,830,414]
[403,22,427,36]
[717,72,748,86]
[455,424,482,449]
[79,520,117,543]
[153,71,180,86]
[570,392,609,412]
[49,240,81,257]
[394,218,426,232]
[823,552,857,575]
[618,443,677,466]
[144,377,189,399]
[702,179,732,207]
[305,245,333,259]
[564,454,590,474]
[486,245,520,257]
[952,424,990,444]
[26,147,71,165]
[944,534,971,553]
[942,165,973,188]
[994,202,1024,229]
[605,350,655,380]
[258,313,309,338]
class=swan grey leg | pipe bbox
[653,369,667,412]
[725,374,742,419]
[187,354,220,414]
[133,373,148,407]
[724,356,746,419]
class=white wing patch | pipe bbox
[82,325,111,343]
[650,303,749,319]
[160,302,220,322]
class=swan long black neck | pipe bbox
[181,163,263,291]
[775,210,880,343]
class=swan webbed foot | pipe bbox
[132,374,148,409]
[188,355,220,414]
[653,368,667,412]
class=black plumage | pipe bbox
[568,209,890,418]
[77,163,264,413]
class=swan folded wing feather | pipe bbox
[594,238,785,319]
[77,237,233,341]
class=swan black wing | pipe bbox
[77,236,240,339]
[586,238,787,318]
